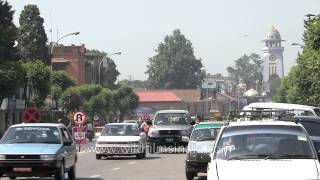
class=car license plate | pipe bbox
[13,167,32,172]
[165,138,174,142]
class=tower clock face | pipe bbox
[269,54,276,61]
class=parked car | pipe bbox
[185,122,223,180]
[207,120,320,180]
[0,123,77,180]
[147,110,195,153]
[95,123,147,159]
[294,116,320,156]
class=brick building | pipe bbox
[51,44,86,85]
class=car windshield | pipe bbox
[102,124,139,136]
[190,128,220,141]
[314,108,320,117]
[2,126,61,144]
[215,125,315,160]
[154,113,189,125]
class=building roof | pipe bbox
[170,89,201,102]
[264,26,282,41]
[136,91,181,102]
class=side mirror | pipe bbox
[146,121,152,126]
[190,120,196,125]
[63,141,72,146]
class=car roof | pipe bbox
[196,122,223,129]
[10,123,66,128]
[294,116,320,123]
[227,120,301,127]
[244,102,318,111]
[156,110,189,113]
[123,120,137,122]
[106,123,138,126]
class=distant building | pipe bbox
[51,44,86,85]
[262,26,285,93]
[202,73,237,97]
[135,89,209,117]
[84,51,102,84]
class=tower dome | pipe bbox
[265,26,281,41]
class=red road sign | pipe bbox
[22,108,41,123]
[73,112,86,125]
[142,113,150,121]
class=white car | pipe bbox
[207,120,320,180]
[95,123,147,159]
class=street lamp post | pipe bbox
[291,43,304,48]
[98,52,122,85]
[50,32,80,55]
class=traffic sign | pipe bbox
[73,111,86,125]
[142,113,151,121]
[73,127,87,145]
[22,108,41,123]
[93,115,99,121]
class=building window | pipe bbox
[269,63,277,75]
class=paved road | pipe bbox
[0,150,207,180]
[76,151,206,180]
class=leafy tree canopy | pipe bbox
[23,60,51,107]
[51,70,75,91]
[274,15,320,106]
[227,53,263,89]
[146,29,204,89]
[18,4,49,63]
[0,0,18,61]
[0,62,25,103]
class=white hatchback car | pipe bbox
[95,123,147,159]
[207,120,320,180]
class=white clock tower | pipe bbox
[262,26,284,92]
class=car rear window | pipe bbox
[300,121,320,136]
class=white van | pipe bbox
[242,102,320,117]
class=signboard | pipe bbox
[93,115,99,121]
[142,113,151,121]
[73,112,86,125]
[73,127,87,145]
[22,107,41,123]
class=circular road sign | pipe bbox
[73,112,86,125]
[22,107,41,123]
[93,115,99,121]
[142,114,151,121]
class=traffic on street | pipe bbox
[1,0,320,180]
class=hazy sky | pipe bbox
[7,0,320,80]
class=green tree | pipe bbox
[0,0,18,61]
[84,88,113,121]
[51,70,75,90]
[18,4,49,63]
[268,74,281,97]
[227,53,263,89]
[274,15,320,106]
[113,86,139,120]
[146,29,204,89]
[23,61,51,107]
[60,87,81,113]
[101,57,120,88]
[51,70,75,109]
[0,62,25,105]
[85,49,120,88]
